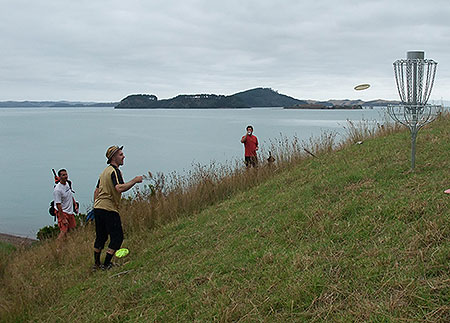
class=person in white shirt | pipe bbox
[53,169,78,240]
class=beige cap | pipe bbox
[106,145,123,164]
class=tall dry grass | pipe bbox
[343,117,403,143]
[121,115,404,235]
[0,116,406,320]
[121,131,340,234]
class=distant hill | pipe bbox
[303,99,399,107]
[230,88,307,107]
[285,103,363,110]
[322,99,365,106]
[320,99,399,107]
[0,101,117,108]
[288,99,365,110]
[116,88,304,109]
[364,99,399,106]
[114,95,159,108]
[116,94,249,109]
[116,88,399,109]
[0,92,400,109]
[289,98,400,109]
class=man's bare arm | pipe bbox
[115,176,143,193]
[56,203,63,214]
[93,188,99,202]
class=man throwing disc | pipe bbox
[241,125,259,167]
[92,145,143,270]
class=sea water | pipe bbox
[0,107,387,237]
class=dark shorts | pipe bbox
[245,156,258,167]
[93,208,124,251]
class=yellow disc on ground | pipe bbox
[115,248,129,258]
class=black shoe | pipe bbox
[101,262,120,271]
[91,264,101,272]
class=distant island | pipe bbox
[0,101,117,108]
[115,94,249,109]
[231,88,307,107]
[285,103,363,110]
[116,88,307,109]
[115,88,398,109]
[285,99,399,109]
[0,88,399,109]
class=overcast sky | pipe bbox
[1,0,449,102]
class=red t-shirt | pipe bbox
[242,134,258,156]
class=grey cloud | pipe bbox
[0,0,448,101]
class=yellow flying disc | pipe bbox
[115,248,129,258]
[354,84,370,91]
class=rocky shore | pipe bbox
[0,233,36,247]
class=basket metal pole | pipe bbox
[388,51,438,170]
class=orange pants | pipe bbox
[57,211,76,232]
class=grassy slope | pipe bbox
[5,118,450,322]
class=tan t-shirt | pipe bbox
[94,165,124,213]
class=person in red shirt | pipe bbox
[241,125,259,167]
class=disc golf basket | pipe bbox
[387,51,440,170]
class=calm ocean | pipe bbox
[0,107,387,237]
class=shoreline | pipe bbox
[0,233,36,247]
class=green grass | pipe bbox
[0,242,15,253]
[0,242,16,283]
[0,241,15,270]
[1,116,450,322]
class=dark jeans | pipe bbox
[245,156,258,168]
[93,208,124,251]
